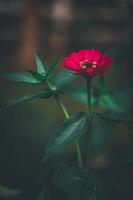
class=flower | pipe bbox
[63,49,114,76]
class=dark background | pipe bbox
[0,0,133,199]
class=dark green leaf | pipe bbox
[52,69,76,90]
[97,75,106,94]
[99,93,124,112]
[99,79,133,113]
[34,50,48,74]
[52,164,97,200]
[68,86,128,113]
[28,71,44,81]
[43,112,90,160]
[5,91,52,108]
[0,72,40,83]
[68,85,128,113]
[69,78,133,114]
[51,164,77,188]
[48,49,62,79]
[94,112,133,123]
[68,86,98,105]
[51,164,83,200]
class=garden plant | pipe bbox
[0,46,133,200]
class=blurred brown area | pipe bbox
[0,0,132,70]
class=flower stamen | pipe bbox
[80,60,88,69]
[92,61,97,69]
[80,60,97,70]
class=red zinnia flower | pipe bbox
[63,49,114,76]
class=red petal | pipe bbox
[63,57,80,70]
[78,50,85,61]
[98,54,114,67]
[70,52,80,64]
[83,50,93,62]
[93,49,102,62]
[90,49,98,59]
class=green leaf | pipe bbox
[88,116,116,155]
[97,75,106,94]
[52,69,76,90]
[69,79,133,114]
[0,72,41,83]
[99,79,133,113]
[99,93,124,112]
[68,86,127,113]
[48,49,62,79]
[51,164,78,188]
[28,71,44,81]
[68,86,98,105]
[43,112,90,161]
[5,91,52,108]
[51,164,83,200]
[94,112,133,123]
[34,50,48,74]
[51,164,97,200]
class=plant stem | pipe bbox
[54,94,82,170]
[47,80,83,170]
[83,75,92,166]
[75,140,82,170]
[54,94,69,119]
[86,77,92,115]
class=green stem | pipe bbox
[54,94,82,170]
[83,75,92,166]
[54,94,69,119]
[47,80,83,170]
[75,140,82,170]
[86,77,91,115]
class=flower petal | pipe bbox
[63,57,80,70]
[83,50,93,62]
[78,50,85,61]
[63,49,114,77]
[98,54,114,67]
[70,52,80,64]
[90,49,98,59]
[93,49,102,62]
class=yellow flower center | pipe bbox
[80,60,97,69]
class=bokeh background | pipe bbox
[0,0,133,199]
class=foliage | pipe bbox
[0,46,133,200]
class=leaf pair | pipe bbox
[42,111,133,162]
[5,90,52,108]
[0,50,77,108]
[43,112,90,161]
[34,49,62,80]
